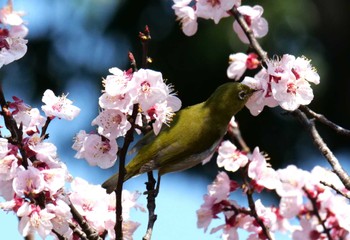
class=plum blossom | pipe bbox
[103,67,134,96]
[17,202,55,239]
[73,133,118,169]
[172,0,198,36]
[243,54,319,115]
[233,5,268,44]
[0,1,28,68]
[227,52,260,80]
[45,200,73,239]
[41,89,80,120]
[0,154,19,181]
[92,109,131,139]
[196,0,240,24]
[69,177,111,233]
[248,147,280,191]
[70,178,142,237]
[146,95,182,135]
[13,167,45,197]
[242,71,278,116]
[217,140,248,172]
[132,68,169,110]
[13,108,46,135]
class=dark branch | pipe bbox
[69,201,102,240]
[320,180,350,200]
[303,187,333,239]
[300,105,350,137]
[292,109,350,190]
[142,172,158,240]
[229,6,268,63]
[114,104,140,240]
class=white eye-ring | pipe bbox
[238,90,247,100]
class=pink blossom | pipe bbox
[146,95,182,135]
[70,178,141,236]
[242,70,278,116]
[0,179,15,200]
[227,53,259,80]
[41,89,80,120]
[233,5,268,44]
[92,109,131,139]
[69,177,110,233]
[0,154,19,181]
[196,0,240,24]
[132,68,169,111]
[103,67,134,96]
[13,108,46,135]
[0,138,9,158]
[0,26,28,67]
[276,165,310,218]
[208,171,232,202]
[172,1,198,36]
[0,1,28,67]
[75,133,118,169]
[17,202,55,239]
[217,140,248,172]
[271,77,314,111]
[99,91,136,113]
[248,147,280,190]
[244,54,319,115]
[46,200,73,239]
[8,96,31,114]
[41,168,66,195]
[13,167,45,197]
[0,1,25,26]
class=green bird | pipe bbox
[102,82,254,193]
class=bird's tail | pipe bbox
[102,170,136,194]
[101,173,120,194]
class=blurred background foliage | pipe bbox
[0,0,348,184]
[1,0,350,238]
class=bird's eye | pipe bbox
[238,90,247,100]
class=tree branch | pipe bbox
[246,189,273,240]
[69,201,102,240]
[142,172,158,240]
[300,105,350,137]
[229,6,268,63]
[292,109,350,190]
[303,187,333,239]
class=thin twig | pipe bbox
[292,109,350,190]
[303,187,333,240]
[300,105,350,137]
[69,201,102,240]
[140,25,151,69]
[320,180,350,200]
[246,190,273,240]
[115,103,140,240]
[229,7,268,64]
[228,123,250,153]
[68,222,89,240]
[142,172,158,240]
[0,85,29,168]
[40,117,52,139]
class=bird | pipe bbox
[102,82,254,193]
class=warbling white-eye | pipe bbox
[102,82,254,193]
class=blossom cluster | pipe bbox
[72,67,181,169]
[172,0,268,43]
[197,139,350,239]
[226,52,320,115]
[229,53,320,115]
[0,0,28,68]
[0,89,142,239]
